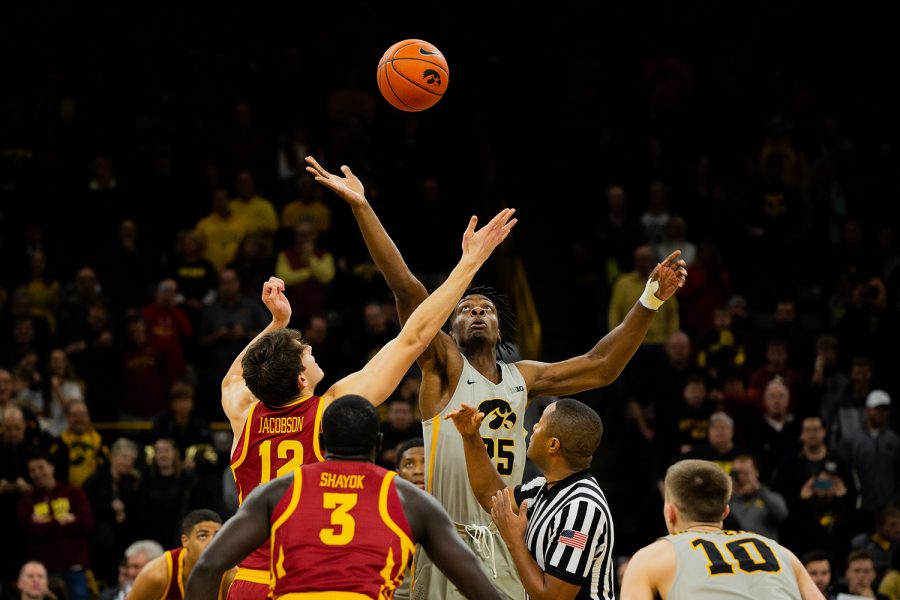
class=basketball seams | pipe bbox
[381,63,420,111]
[380,59,445,97]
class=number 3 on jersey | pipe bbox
[482,438,514,475]
[320,493,357,545]
[258,439,304,484]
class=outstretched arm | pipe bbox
[398,480,503,600]
[445,404,509,512]
[186,477,291,600]
[305,157,429,323]
[322,209,517,408]
[517,251,687,398]
[221,277,291,437]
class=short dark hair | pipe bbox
[181,509,222,536]
[242,329,307,408]
[847,549,875,567]
[545,399,603,466]
[395,437,425,469]
[322,395,379,456]
[801,549,832,567]
[665,459,731,523]
[456,285,518,358]
[26,448,53,465]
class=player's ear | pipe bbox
[548,437,561,455]
[181,533,189,547]
[722,504,730,521]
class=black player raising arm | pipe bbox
[218,207,517,448]
[305,156,686,418]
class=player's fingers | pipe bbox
[662,250,682,266]
[304,155,325,173]
[340,165,355,178]
[465,215,478,235]
[502,218,518,233]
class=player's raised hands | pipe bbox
[461,209,517,266]
[445,403,485,437]
[649,250,688,301]
[305,156,366,208]
[261,276,291,324]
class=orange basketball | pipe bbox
[377,39,449,112]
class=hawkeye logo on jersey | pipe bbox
[478,399,517,430]
[320,472,366,489]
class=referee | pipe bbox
[446,398,614,600]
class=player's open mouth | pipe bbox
[470,320,486,329]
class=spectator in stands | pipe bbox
[141,278,193,390]
[62,300,118,422]
[655,215,696,267]
[165,229,217,328]
[150,382,212,455]
[275,216,336,327]
[344,301,399,369]
[851,505,900,578]
[100,219,154,313]
[593,184,644,283]
[196,268,268,412]
[83,438,143,589]
[377,398,422,469]
[119,311,166,419]
[229,170,277,257]
[195,188,249,274]
[837,550,888,599]
[60,401,108,487]
[97,539,164,600]
[661,374,712,460]
[15,561,54,600]
[840,390,900,529]
[138,437,211,548]
[801,550,836,600]
[18,450,94,600]
[280,173,331,234]
[752,378,801,482]
[23,250,60,335]
[878,548,900,600]
[684,411,745,473]
[834,356,876,443]
[748,337,803,402]
[728,454,789,541]
[41,348,86,437]
[695,306,746,383]
[0,404,35,582]
[810,334,851,431]
[640,179,670,245]
[772,415,855,557]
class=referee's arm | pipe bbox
[446,404,512,512]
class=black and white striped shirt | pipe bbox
[514,469,615,600]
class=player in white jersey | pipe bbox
[306,156,687,599]
[621,459,824,600]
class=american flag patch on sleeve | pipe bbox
[558,529,588,550]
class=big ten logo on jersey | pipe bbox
[691,533,781,576]
[478,398,518,476]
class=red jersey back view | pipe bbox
[228,394,325,596]
[270,461,415,599]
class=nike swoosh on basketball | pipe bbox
[419,48,440,56]
[467,379,477,385]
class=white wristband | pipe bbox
[639,278,665,311]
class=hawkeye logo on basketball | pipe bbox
[258,416,303,435]
[478,399,517,430]
[320,472,366,489]
[422,69,442,87]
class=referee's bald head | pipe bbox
[545,398,603,467]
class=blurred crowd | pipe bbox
[2,1,900,599]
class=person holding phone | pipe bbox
[728,454,789,541]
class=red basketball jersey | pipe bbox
[161,547,185,600]
[230,394,325,570]
[270,461,415,599]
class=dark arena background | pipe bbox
[1,0,899,598]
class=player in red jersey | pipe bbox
[223,209,517,599]
[126,509,234,600]
[188,395,503,600]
